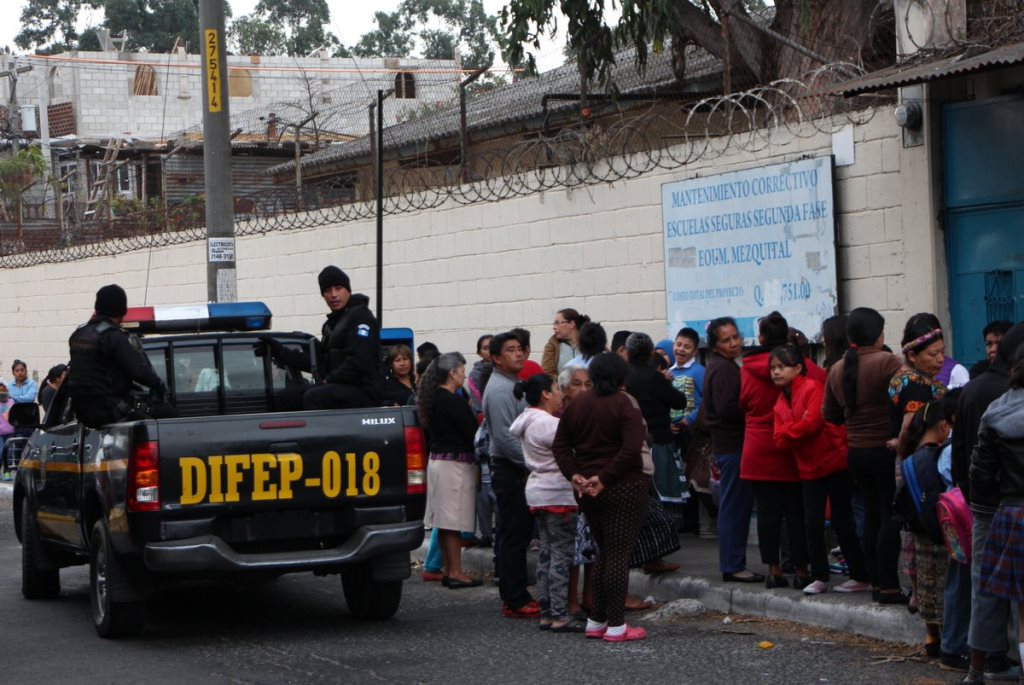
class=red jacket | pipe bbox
[519,359,546,381]
[773,374,848,481]
[739,351,825,482]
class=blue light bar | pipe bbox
[381,327,414,349]
[123,302,273,334]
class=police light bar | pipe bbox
[122,302,272,334]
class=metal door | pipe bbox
[943,94,1024,367]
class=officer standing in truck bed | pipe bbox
[66,284,168,428]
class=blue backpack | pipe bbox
[896,444,946,546]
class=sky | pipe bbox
[1,0,570,72]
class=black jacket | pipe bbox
[67,316,165,427]
[625,362,688,444]
[952,364,1009,505]
[285,294,384,396]
[969,388,1024,512]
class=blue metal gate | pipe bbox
[943,93,1024,367]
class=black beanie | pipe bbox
[95,284,128,318]
[318,265,350,293]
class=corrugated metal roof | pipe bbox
[838,41,1024,96]
[271,42,724,177]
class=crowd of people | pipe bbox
[407,305,1024,674]
[0,359,66,479]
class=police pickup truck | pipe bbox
[14,302,426,638]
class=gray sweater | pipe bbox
[482,368,527,466]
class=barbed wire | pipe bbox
[895,0,1024,59]
[9,0,1023,268]
[0,61,887,269]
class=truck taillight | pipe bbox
[127,440,160,512]
[404,427,426,495]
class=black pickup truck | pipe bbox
[14,302,426,637]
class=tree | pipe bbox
[99,0,207,53]
[351,10,415,59]
[230,14,287,56]
[0,146,48,239]
[252,0,342,56]
[500,0,893,91]
[14,0,99,54]
[352,1,498,69]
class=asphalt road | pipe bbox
[0,484,960,685]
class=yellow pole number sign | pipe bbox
[205,29,222,112]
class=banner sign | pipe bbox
[662,156,837,343]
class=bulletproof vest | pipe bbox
[320,308,354,376]
[67,320,123,401]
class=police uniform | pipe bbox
[66,284,167,428]
[270,267,384,410]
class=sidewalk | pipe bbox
[413,535,926,645]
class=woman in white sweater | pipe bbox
[509,373,584,632]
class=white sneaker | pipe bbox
[833,580,871,593]
[803,580,829,595]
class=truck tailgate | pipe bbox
[156,407,410,514]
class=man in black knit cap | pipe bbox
[67,284,168,428]
[266,266,384,409]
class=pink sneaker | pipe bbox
[585,625,607,639]
[834,580,871,593]
[603,624,647,642]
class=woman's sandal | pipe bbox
[549,618,587,633]
[603,624,647,642]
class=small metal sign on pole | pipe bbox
[199,0,236,303]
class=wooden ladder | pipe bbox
[82,138,123,219]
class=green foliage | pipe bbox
[394,97,452,123]
[230,14,287,56]
[352,1,498,69]
[100,0,209,53]
[351,11,415,59]
[252,0,341,56]
[14,0,99,53]
[0,147,48,212]
[501,0,675,89]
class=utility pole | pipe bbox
[1,58,33,154]
[199,0,236,303]
[375,88,393,324]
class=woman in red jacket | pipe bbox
[740,312,822,588]
[771,344,870,594]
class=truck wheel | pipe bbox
[21,499,60,600]
[90,520,145,638]
[341,564,402,620]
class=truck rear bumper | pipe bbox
[143,521,424,574]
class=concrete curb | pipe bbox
[414,542,925,645]
[627,572,925,644]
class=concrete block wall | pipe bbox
[16,53,461,141]
[0,106,942,380]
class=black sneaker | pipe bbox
[940,652,970,672]
[984,655,1020,681]
[959,668,984,684]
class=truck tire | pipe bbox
[21,499,60,600]
[90,520,146,638]
[341,564,402,620]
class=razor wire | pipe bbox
[0,64,893,269]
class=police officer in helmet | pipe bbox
[67,284,168,428]
[264,266,384,410]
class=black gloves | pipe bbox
[257,336,288,365]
